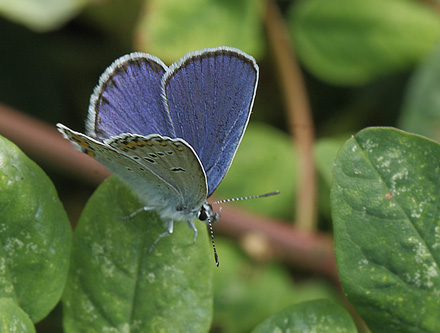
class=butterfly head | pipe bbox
[197,202,221,267]
[195,191,279,267]
[197,202,221,224]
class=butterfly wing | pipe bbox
[162,47,259,197]
[106,133,208,215]
[86,53,174,140]
[57,124,207,218]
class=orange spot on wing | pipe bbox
[85,150,95,158]
[70,134,96,158]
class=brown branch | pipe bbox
[264,0,317,231]
[0,103,110,185]
[417,0,440,12]
[213,204,337,282]
[0,103,337,281]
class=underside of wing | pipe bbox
[106,133,207,214]
[57,124,205,215]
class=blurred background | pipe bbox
[0,0,439,331]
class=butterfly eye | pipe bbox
[198,207,208,221]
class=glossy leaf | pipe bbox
[252,299,356,332]
[289,0,440,85]
[398,45,440,142]
[331,127,440,331]
[62,176,213,332]
[0,136,72,322]
[137,0,264,63]
[0,299,35,332]
[0,0,88,31]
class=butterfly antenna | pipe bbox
[208,221,219,267]
[209,191,278,266]
[211,190,280,206]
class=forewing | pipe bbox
[162,47,258,196]
[86,53,174,140]
[57,124,206,214]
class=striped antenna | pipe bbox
[211,190,280,206]
[209,191,279,267]
[208,221,219,267]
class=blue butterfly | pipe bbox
[57,47,259,263]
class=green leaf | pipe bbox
[331,127,440,332]
[289,0,440,85]
[62,176,213,332]
[0,0,89,32]
[0,136,72,322]
[136,0,264,63]
[215,123,297,220]
[398,45,440,142]
[213,239,338,333]
[251,299,356,332]
[0,299,35,332]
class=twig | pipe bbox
[0,103,337,281]
[214,204,337,281]
[0,103,110,185]
[264,0,317,231]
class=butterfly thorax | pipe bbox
[154,202,200,223]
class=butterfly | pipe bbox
[57,47,259,265]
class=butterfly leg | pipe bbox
[187,221,198,243]
[148,219,174,253]
[120,206,155,220]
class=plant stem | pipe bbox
[0,103,336,280]
[264,0,317,231]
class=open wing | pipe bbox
[86,53,174,140]
[162,47,259,197]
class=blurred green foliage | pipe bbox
[0,0,439,331]
[216,123,297,221]
[398,45,440,141]
[252,299,357,332]
[0,0,88,31]
[213,239,337,332]
[289,0,440,85]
